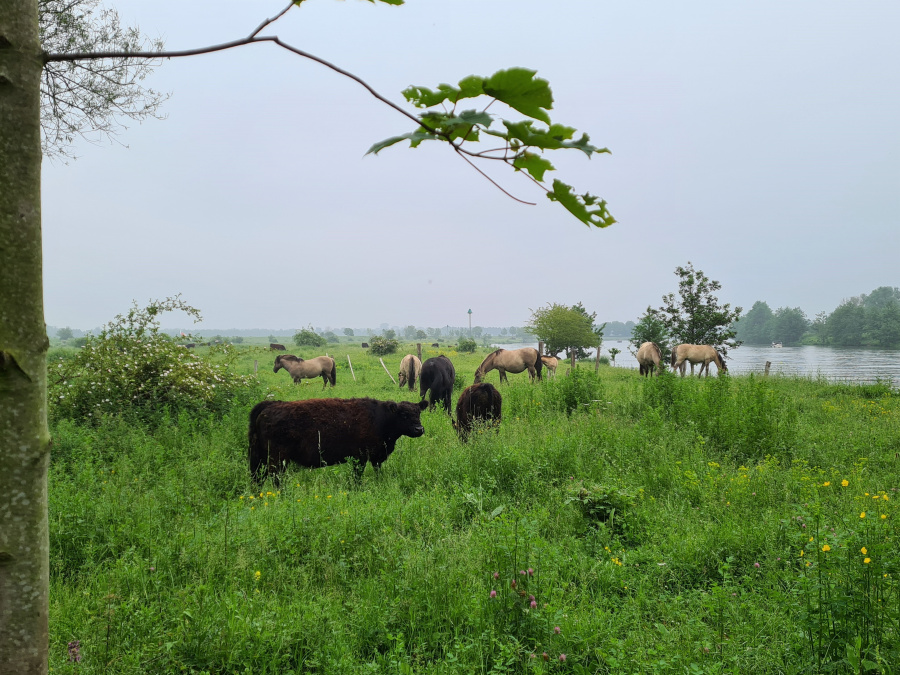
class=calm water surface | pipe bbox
[492,341,900,386]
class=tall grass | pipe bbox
[48,344,900,673]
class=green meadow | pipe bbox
[48,343,900,674]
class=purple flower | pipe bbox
[529,594,535,602]
[559,654,567,662]
[490,590,497,599]
[67,640,81,663]
[530,600,537,608]
[754,562,760,568]
[511,580,517,589]
[527,567,534,576]
[493,571,499,579]
[554,625,561,634]
[542,652,549,661]
[519,570,526,576]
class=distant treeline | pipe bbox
[735,286,900,348]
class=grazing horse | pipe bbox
[670,344,727,377]
[398,354,422,390]
[273,354,337,388]
[636,342,662,376]
[474,347,542,384]
[540,355,559,377]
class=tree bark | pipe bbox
[0,1,50,673]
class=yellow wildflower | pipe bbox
[841,480,849,487]
[823,482,831,487]
[882,514,887,519]
[861,547,867,555]
[860,512,866,518]
[822,544,831,552]
[254,570,261,580]
[864,558,871,564]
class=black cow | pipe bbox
[248,397,428,481]
[419,355,455,413]
[431,343,439,348]
[453,383,502,441]
[361,342,369,348]
[270,343,287,351]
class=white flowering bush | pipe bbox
[50,297,261,423]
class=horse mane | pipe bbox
[651,342,661,359]
[279,354,303,363]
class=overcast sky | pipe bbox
[41,0,900,332]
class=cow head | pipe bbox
[389,399,429,438]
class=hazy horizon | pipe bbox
[41,0,898,331]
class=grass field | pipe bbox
[47,343,900,674]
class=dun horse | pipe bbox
[670,344,727,377]
[540,355,559,377]
[635,342,662,376]
[398,354,422,390]
[474,347,542,384]
[273,354,337,388]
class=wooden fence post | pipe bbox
[380,358,397,385]
[538,340,544,356]
[254,359,258,376]
[764,361,771,377]
[347,355,356,381]
[416,343,422,361]
[595,347,601,373]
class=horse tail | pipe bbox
[534,348,543,380]
[670,346,677,367]
[329,358,337,386]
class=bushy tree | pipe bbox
[368,336,399,355]
[403,325,417,340]
[629,306,670,358]
[382,328,397,341]
[343,327,354,337]
[293,326,327,348]
[735,301,775,345]
[50,297,259,423]
[323,331,339,343]
[56,326,73,340]
[415,329,427,340]
[458,337,477,353]
[771,307,808,346]
[527,302,602,358]
[659,262,742,356]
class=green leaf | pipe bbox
[483,68,553,124]
[512,152,554,182]
[365,130,438,155]
[491,120,607,156]
[546,179,616,228]
[403,77,486,109]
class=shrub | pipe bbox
[458,337,477,353]
[543,368,605,415]
[293,326,327,348]
[49,296,261,423]
[368,336,399,355]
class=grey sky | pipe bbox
[41,0,900,331]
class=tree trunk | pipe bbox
[0,1,50,673]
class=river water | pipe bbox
[491,341,900,386]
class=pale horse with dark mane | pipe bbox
[670,344,727,377]
[474,347,542,384]
[273,354,337,388]
[635,342,662,376]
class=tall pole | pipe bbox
[468,308,472,337]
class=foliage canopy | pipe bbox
[527,302,604,358]
[658,263,742,356]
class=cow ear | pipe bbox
[418,400,429,410]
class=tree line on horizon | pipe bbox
[735,286,900,348]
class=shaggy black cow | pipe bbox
[419,355,455,413]
[269,343,287,351]
[248,397,428,480]
[453,383,502,441]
